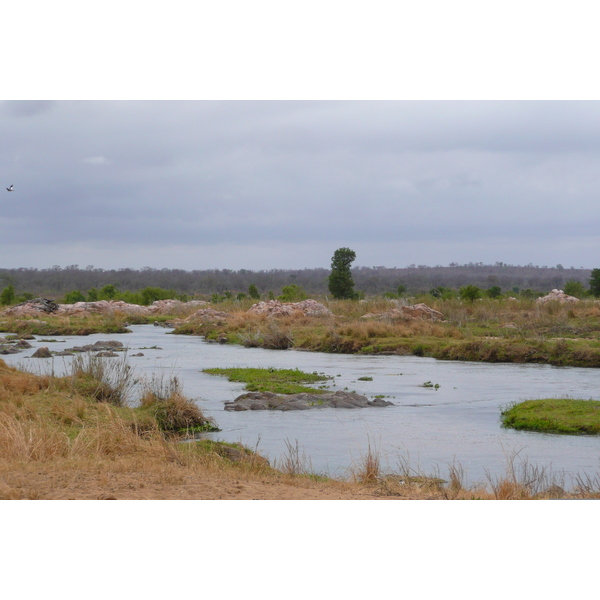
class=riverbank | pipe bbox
[2,356,599,500]
[4,296,600,368]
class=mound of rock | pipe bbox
[247,299,332,318]
[536,289,580,304]
[361,303,445,322]
[224,390,393,411]
[2,298,211,319]
[3,298,59,316]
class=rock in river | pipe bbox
[224,390,394,411]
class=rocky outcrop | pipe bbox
[4,298,59,316]
[2,299,208,318]
[247,299,332,318]
[224,390,394,411]
[536,289,580,304]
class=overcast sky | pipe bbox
[2,100,600,271]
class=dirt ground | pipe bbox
[0,465,420,500]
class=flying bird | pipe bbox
[6,185,13,191]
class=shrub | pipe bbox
[139,375,217,432]
[64,290,86,304]
[278,284,307,302]
[459,284,481,303]
[0,285,15,306]
[563,280,587,298]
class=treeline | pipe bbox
[0,263,593,302]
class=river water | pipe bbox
[4,324,600,486]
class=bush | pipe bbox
[0,285,15,306]
[64,290,86,304]
[459,285,481,303]
[564,280,587,298]
[278,284,307,302]
[139,375,217,432]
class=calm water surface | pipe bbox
[5,324,600,485]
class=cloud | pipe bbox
[82,156,111,165]
[2,100,600,270]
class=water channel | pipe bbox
[4,324,600,486]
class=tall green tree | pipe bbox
[328,247,358,299]
[590,269,600,297]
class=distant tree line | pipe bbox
[0,262,596,305]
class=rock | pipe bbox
[95,351,118,357]
[247,299,332,318]
[130,352,144,357]
[224,390,394,411]
[536,289,580,304]
[3,298,59,316]
[31,347,52,358]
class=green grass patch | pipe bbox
[501,398,600,435]
[203,367,331,395]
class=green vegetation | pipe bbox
[501,398,600,435]
[278,284,307,302]
[563,280,587,298]
[248,284,260,299]
[459,284,481,302]
[328,247,358,300]
[590,268,600,297]
[202,367,330,395]
[0,284,16,306]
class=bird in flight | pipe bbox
[6,185,13,192]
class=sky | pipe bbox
[3,100,600,271]
[2,3,600,273]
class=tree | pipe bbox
[590,269,600,297]
[328,247,358,299]
[99,284,117,300]
[248,284,260,299]
[459,284,481,303]
[0,284,15,306]
[563,280,586,298]
[486,285,502,298]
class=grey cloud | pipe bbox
[2,100,600,270]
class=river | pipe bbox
[4,324,600,487]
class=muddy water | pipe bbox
[5,324,600,486]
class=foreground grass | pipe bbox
[202,367,331,394]
[502,398,600,435]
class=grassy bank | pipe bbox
[501,398,600,434]
[173,297,600,368]
[4,295,600,367]
[202,367,331,394]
